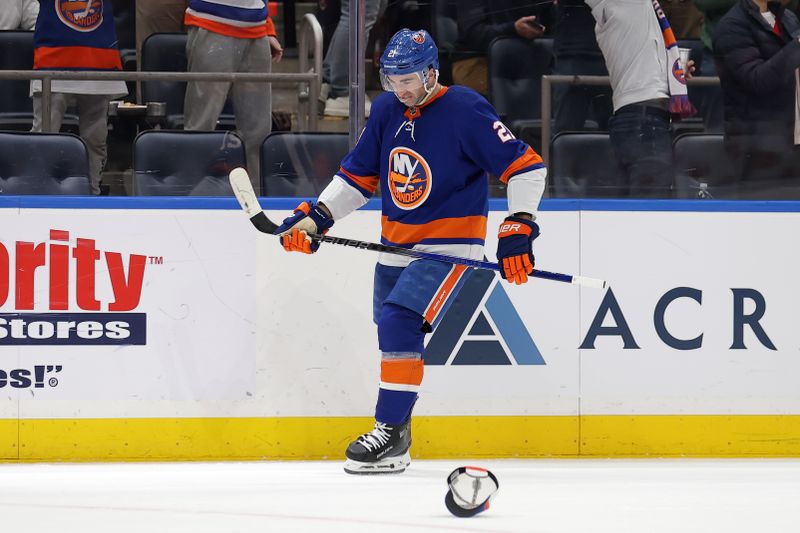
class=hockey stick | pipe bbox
[75,0,94,19]
[229,168,607,289]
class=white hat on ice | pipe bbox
[444,466,499,518]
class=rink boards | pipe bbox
[1,197,800,461]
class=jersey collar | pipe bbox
[403,86,449,120]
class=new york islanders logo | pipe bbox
[388,147,432,210]
[412,32,426,44]
[57,0,103,32]
[672,58,686,85]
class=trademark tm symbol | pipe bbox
[148,256,163,265]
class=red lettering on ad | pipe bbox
[0,229,148,312]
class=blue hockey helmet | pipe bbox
[379,29,440,103]
[379,28,439,76]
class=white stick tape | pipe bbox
[572,276,608,289]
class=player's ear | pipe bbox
[424,67,433,85]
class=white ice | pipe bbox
[1,458,798,532]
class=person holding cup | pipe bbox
[713,0,800,189]
[585,0,693,197]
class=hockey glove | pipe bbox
[275,201,334,254]
[496,216,540,285]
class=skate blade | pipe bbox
[343,452,410,475]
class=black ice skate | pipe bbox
[343,421,411,475]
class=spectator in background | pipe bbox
[0,0,38,30]
[454,0,553,96]
[315,0,342,53]
[183,0,282,192]
[31,0,127,195]
[551,0,613,134]
[660,0,705,38]
[586,0,692,197]
[321,0,387,117]
[714,0,800,186]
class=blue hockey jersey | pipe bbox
[33,0,122,71]
[336,85,544,250]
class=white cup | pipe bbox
[678,47,691,72]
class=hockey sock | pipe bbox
[375,303,425,424]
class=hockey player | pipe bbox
[275,29,546,474]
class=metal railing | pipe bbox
[540,75,721,165]
[297,13,324,132]
[0,69,319,132]
[0,70,722,166]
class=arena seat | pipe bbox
[549,132,625,197]
[672,133,737,199]
[488,36,553,151]
[0,31,34,131]
[140,32,236,130]
[0,132,91,195]
[260,132,349,196]
[488,37,554,123]
[133,130,245,195]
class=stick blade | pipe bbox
[229,167,278,234]
[229,167,261,218]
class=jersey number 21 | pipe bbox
[493,121,515,143]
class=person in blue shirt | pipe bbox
[276,28,547,474]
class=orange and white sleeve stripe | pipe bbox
[498,146,544,184]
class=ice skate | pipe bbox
[343,421,411,475]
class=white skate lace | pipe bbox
[356,422,393,452]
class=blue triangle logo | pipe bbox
[424,269,545,365]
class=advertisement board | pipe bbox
[1,198,798,460]
[1,208,256,417]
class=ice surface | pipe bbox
[1,458,798,532]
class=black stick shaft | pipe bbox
[247,210,603,287]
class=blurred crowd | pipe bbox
[1,0,800,198]
[442,0,800,198]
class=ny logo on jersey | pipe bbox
[57,0,103,30]
[388,147,432,210]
